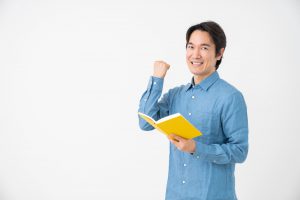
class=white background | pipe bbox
[1,0,300,199]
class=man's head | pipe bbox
[185,21,226,80]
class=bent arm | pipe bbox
[193,92,248,164]
[138,76,169,131]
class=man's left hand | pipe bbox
[168,134,196,153]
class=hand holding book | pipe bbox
[168,133,196,153]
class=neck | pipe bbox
[193,71,215,85]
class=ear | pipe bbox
[216,48,225,60]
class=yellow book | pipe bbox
[138,112,202,139]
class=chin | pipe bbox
[189,66,205,75]
[193,72,206,76]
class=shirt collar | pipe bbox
[185,71,220,92]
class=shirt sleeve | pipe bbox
[138,76,170,131]
[193,92,249,164]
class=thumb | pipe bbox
[169,134,182,142]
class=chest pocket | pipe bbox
[192,111,220,143]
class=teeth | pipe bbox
[192,61,203,65]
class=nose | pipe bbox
[192,47,201,58]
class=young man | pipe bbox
[138,21,248,200]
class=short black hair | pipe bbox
[186,21,226,70]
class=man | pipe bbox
[138,21,248,200]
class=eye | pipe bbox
[201,47,208,50]
[187,45,194,49]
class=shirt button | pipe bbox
[192,95,195,99]
[182,180,186,184]
[153,81,156,85]
[213,160,217,163]
[197,156,200,159]
[188,112,192,116]
[183,163,187,167]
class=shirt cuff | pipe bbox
[147,76,164,90]
[191,141,209,160]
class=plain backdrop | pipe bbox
[1,0,300,199]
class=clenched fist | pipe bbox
[153,60,170,78]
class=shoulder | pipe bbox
[211,78,247,110]
[161,83,188,100]
[214,78,243,98]
[168,84,188,95]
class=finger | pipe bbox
[168,137,175,144]
[171,134,185,142]
[167,136,176,144]
[169,138,180,149]
[169,137,179,143]
[161,61,170,67]
[169,134,180,142]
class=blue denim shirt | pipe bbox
[138,71,248,200]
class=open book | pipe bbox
[138,112,202,139]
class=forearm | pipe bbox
[138,76,168,130]
[193,134,248,164]
[192,92,249,164]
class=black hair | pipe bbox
[186,21,226,70]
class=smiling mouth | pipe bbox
[191,61,204,66]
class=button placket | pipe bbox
[187,92,196,117]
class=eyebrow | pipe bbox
[187,42,211,47]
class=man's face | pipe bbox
[186,30,223,79]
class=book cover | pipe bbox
[138,112,202,139]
